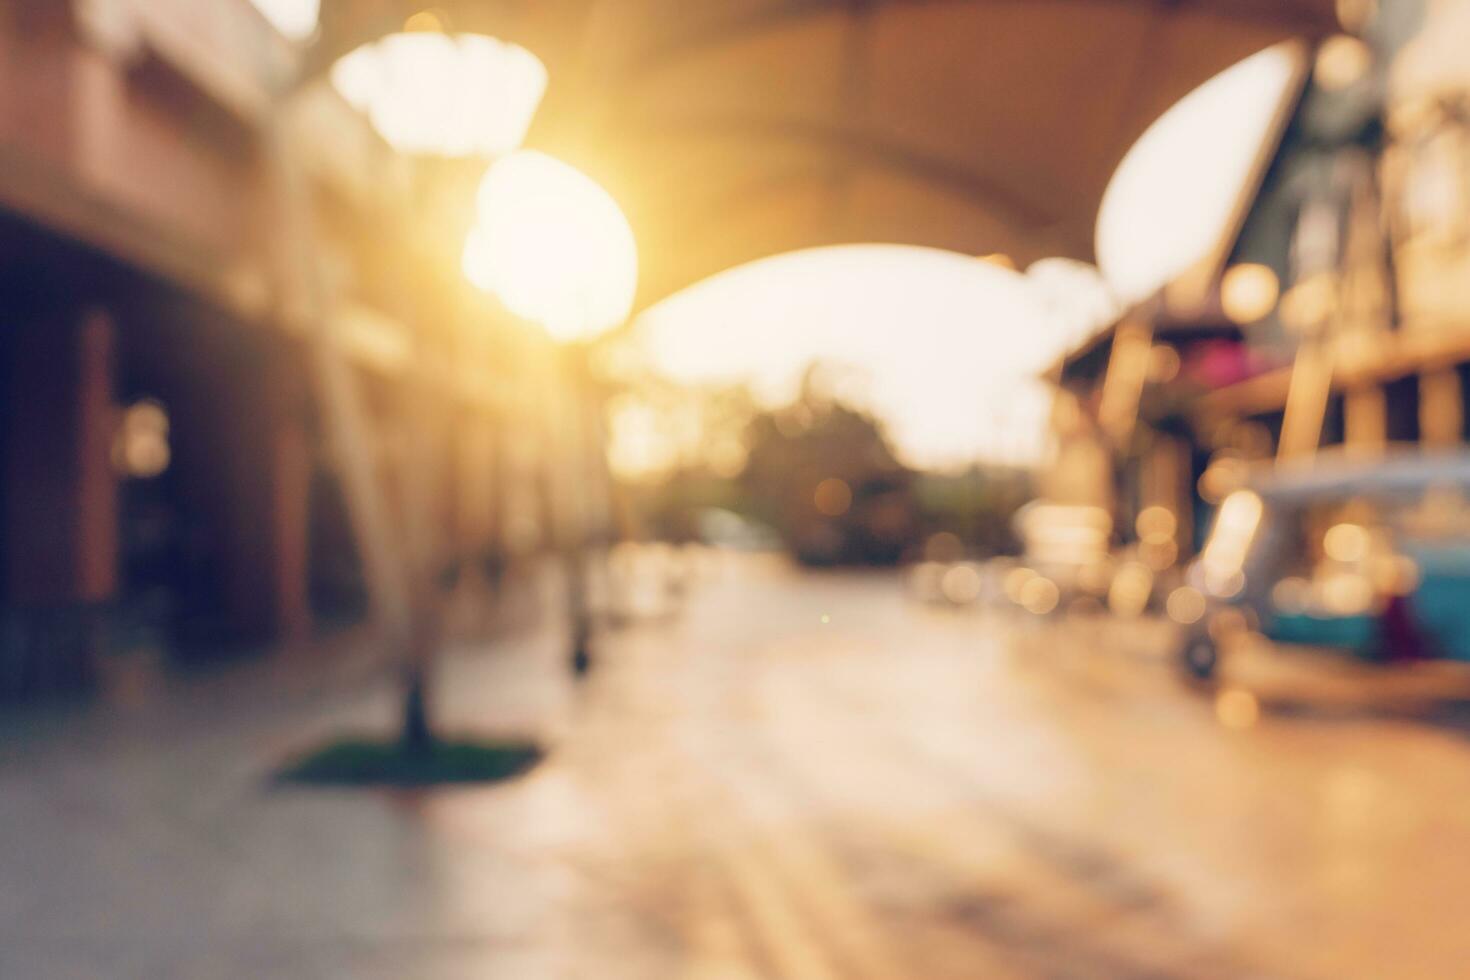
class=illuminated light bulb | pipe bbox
[1220,263,1280,324]
[330,32,546,158]
[1321,572,1373,614]
[1166,586,1207,625]
[941,563,984,604]
[1020,576,1060,615]
[113,400,172,478]
[466,150,638,341]
[1315,35,1373,91]
[1004,567,1036,603]
[1323,522,1369,562]
[1136,505,1178,544]
[813,478,853,517]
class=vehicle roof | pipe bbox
[1246,447,1470,505]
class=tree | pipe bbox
[740,368,917,565]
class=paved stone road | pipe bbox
[5,554,1470,978]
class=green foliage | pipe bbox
[914,467,1032,557]
[739,391,915,565]
[625,365,1036,563]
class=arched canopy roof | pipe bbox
[311,0,1337,307]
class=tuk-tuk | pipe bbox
[1173,448,1470,679]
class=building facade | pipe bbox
[0,1,583,698]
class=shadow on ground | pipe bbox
[275,736,545,787]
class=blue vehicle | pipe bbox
[1173,449,1470,679]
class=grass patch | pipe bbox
[277,736,544,787]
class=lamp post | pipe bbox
[288,21,550,750]
[553,332,609,675]
[463,149,638,675]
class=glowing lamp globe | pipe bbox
[330,32,546,158]
[1220,263,1280,324]
[463,150,638,342]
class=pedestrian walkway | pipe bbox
[7,554,1470,978]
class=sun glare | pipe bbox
[464,151,638,342]
[635,245,1102,469]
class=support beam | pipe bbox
[217,351,312,640]
[1419,368,1462,448]
[0,305,117,695]
[3,307,118,605]
[1344,384,1387,455]
[1097,319,1154,448]
[1278,339,1334,460]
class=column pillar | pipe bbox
[1345,384,1386,455]
[1420,368,1462,448]
[215,348,311,642]
[1,306,117,692]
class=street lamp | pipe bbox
[463,150,637,337]
[463,149,638,673]
[330,29,546,158]
[288,26,549,751]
